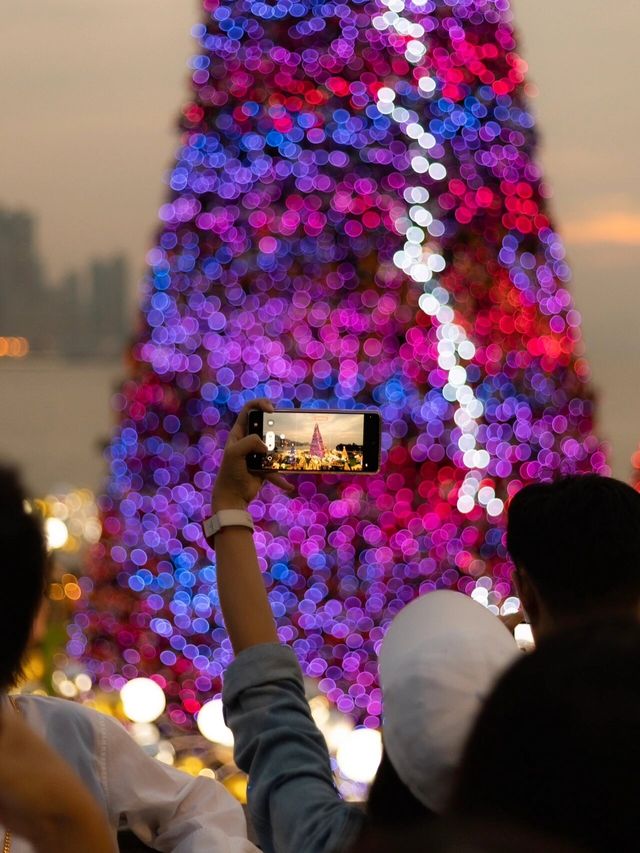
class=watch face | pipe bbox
[203,516,218,538]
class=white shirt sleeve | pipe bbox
[97,711,258,853]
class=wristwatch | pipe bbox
[203,510,255,546]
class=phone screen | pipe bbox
[247,410,380,474]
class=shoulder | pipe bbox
[15,693,101,726]
[13,694,113,809]
[14,693,129,745]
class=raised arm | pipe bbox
[210,400,366,853]
[211,398,292,651]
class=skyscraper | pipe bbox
[0,208,46,343]
[57,271,88,357]
[89,256,129,356]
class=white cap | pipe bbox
[378,590,518,811]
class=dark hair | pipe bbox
[0,466,48,688]
[507,475,640,616]
[349,818,583,853]
[366,748,433,827]
[451,620,640,852]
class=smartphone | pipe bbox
[247,409,381,474]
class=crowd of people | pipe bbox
[2,396,640,851]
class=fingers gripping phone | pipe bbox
[247,409,381,474]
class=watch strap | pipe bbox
[203,510,254,545]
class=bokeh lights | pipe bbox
[72,0,608,727]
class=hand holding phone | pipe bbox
[246,409,381,474]
[212,399,295,513]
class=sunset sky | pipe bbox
[2,0,640,477]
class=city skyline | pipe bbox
[0,205,130,357]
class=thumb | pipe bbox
[230,433,268,459]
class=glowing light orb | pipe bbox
[45,517,68,550]
[121,678,166,723]
[197,698,234,746]
[336,728,383,784]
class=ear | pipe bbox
[513,566,540,629]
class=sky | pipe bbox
[1,0,640,478]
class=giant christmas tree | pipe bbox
[309,424,327,458]
[71,0,608,728]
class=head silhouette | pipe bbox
[451,619,640,852]
[0,466,48,688]
[507,475,640,636]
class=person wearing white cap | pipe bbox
[210,400,519,853]
[375,588,518,815]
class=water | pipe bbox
[0,356,122,495]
